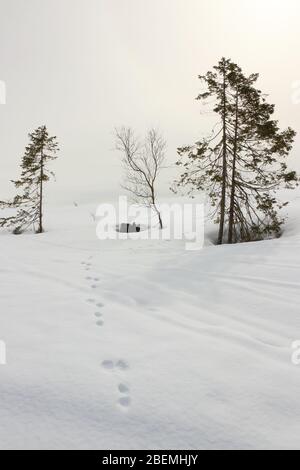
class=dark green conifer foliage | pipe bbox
[175,58,298,244]
[0,126,59,234]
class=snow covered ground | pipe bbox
[1,194,300,450]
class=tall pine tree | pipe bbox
[0,126,59,234]
[175,58,298,244]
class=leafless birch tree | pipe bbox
[116,127,166,229]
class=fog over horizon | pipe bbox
[0,0,299,204]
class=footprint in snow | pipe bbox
[118,383,129,394]
[102,360,114,370]
[102,359,131,409]
[86,300,105,325]
[101,361,131,409]
[83,262,105,326]
[116,359,129,370]
[87,299,104,307]
[101,359,129,371]
[118,396,131,408]
[117,381,131,409]
[82,261,92,268]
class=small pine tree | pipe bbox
[175,58,299,244]
[0,126,59,234]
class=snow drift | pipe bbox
[0,194,300,450]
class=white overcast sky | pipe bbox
[0,0,299,202]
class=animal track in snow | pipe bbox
[82,260,130,410]
[101,360,131,409]
[82,260,105,326]
[117,380,131,409]
[118,383,129,394]
[116,359,129,370]
[102,360,114,370]
[118,396,131,408]
[117,376,131,408]
[82,261,92,271]
[101,359,130,372]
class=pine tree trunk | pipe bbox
[38,148,44,233]
[217,68,228,245]
[228,92,239,244]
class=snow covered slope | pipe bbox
[0,196,300,450]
